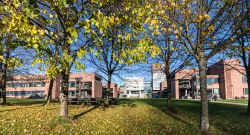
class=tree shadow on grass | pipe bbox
[3,98,59,106]
[137,99,197,127]
[0,104,44,113]
[72,106,98,120]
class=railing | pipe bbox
[179,84,191,89]
[82,85,92,90]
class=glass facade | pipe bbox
[6,91,45,97]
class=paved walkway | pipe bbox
[180,99,247,106]
[210,101,247,106]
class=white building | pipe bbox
[152,64,166,94]
[124,77,145,98]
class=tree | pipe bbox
[226,0,250,112]
[146,2,192,109]
[166,0,248,134]
[26,0,92,117]
[86,0,159,102]
[0,1,40,104]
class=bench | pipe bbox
[68,98,83,105]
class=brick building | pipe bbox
[158,59,249,99]
[6,73,103,99]
[207,59,248,99]
[103,83,118,98]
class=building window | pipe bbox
[213,89,219,94]
[207,78,219,85]
[131,91,139,94]
[37,82,42,87]
[127,91,129,94]
[69,82,76,87]
[41,82,46,87]
[243,88,248,95]
[242,76,247,83]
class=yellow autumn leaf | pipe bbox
[0,55,3,60]
[30,28,38,35]
[33,44,39,49]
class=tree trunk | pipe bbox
[167,78,172,109]
[164,61,172,110]
[60,68,69,117]
[105,73,112,105]
[198,58,209,135]
[1,61,7,105]
[1,51,9,105]
[247,71,250,113]
[0,61,3,101]
[46,78,54,105]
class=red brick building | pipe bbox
[6,73,103,99]
[207,59,248,99]
[103,83,118,98]
[159,59,249,99]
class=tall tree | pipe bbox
[145,1,192,109]
[166,0,248,134]
[86,0,159,101]
[26,0,92,117]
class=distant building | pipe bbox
[6,73,103,99]
[68,73,103,99]
[155,59,249,99]
[103,83,118,98]
[144,82,152,98]
[117,86,125,98]
[152,64,166,97]
[124,77,145,98]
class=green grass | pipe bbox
[0,98,249,134]
[217,99,248,104]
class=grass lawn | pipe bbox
[0,98,249,135]
[217,99,248,104]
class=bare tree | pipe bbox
[225,0,250,112]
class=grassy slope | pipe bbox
[0,98,249,134]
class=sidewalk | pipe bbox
[180,99,248,106]
[210,101,247,106]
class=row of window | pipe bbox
[6,81,85,88]
[6,82,46,88]
[196,78,219,85]
[126,90,144,94]
[6,91,45,97]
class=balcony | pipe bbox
[179,81,191,89]
[179,84,191,89]
[82,83,92,91]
